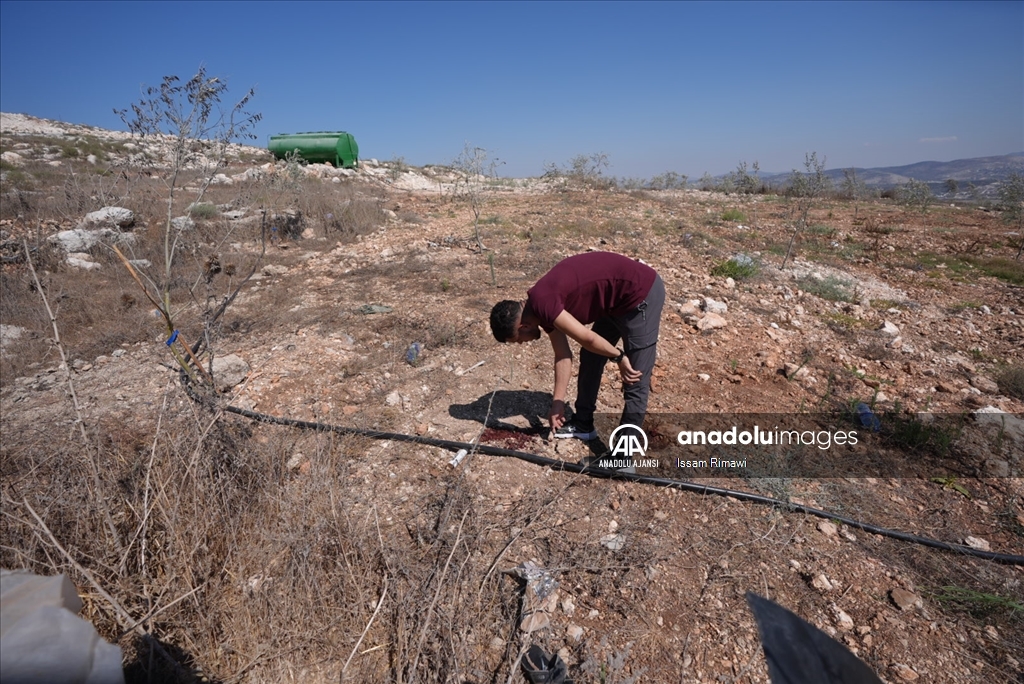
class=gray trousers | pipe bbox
[574,274,665,430]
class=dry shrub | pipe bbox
[0,243,158,380]
[0,394,564,682]
[0,204,272,376]
[267,177,388,242]
[996,364,1024,400]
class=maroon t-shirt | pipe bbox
[526,252,657,331]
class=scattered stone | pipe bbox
[358,304,393,315]
[566,624,584,642]
[488,637,505,652]
[677,300,701,317]
[600,533,625,551]
[66,254,100,270]
[1,151,25,166]
[561,597,575,616]
[53,227,127,252]
[983,459,1010,477]
[82,206,134,230]
[890,588,923,611]
[892,663,919,681]
[211,354,250,392]
[973,407,1024,444]
[811,573,833,592]
[697,373,711,382]
[969,375,999,394]
[879,320,901,337]
[171,216,195,231]
[831,605,854,631]
[984,625,999,641]
[702,297,728,314]
[817,520,838,538]
[261,264,288,276]
[783,362,809,379]
[964,536,991,552]
[286,452,307,471]
[696,312,728,330]
[385,391,402,407]
[935,381,958,393]
[0,324,26,350]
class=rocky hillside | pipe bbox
[1,113,1022,683]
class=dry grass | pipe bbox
[0,397,548,683]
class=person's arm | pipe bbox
[551,310,642,384]
[548,328,573,428]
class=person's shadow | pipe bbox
[448,390,610,457]
[448,390,552,434]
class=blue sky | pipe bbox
[1,1,1021,178]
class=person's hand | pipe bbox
[549,399,566,430]
[618,356,642,385]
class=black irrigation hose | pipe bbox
[219,403,1024,566]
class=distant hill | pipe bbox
[758,153,1023,198]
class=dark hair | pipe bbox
[489,300,522,342]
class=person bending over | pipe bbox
[489,251,665,443]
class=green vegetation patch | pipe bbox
[966,256,1024,286]
[710,255,759,280]
[721,208,746,222]
[912,252,974,280]
[931,586,1023,620]
[188,202,220,219]
[821,312,866,331]
[797,274,856,302]
[883,410,962,456]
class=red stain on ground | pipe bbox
[479,427,537,451]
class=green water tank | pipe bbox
[268,131,359,168]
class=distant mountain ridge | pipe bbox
[758,152,1023,197]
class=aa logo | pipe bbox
[609,424,648,459]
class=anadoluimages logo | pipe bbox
[609,423,648,459]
